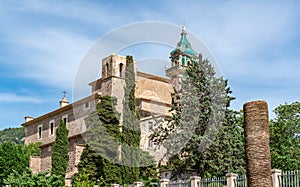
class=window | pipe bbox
[119,63,123,78]
[84,102,90,109]
[38,125,42,139]
[148,121,153,131]
[62,115,68,125]
[49,120,55,136]
[148,139,153,148]
[105,63,109,77]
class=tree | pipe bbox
[4,170,63,187]
[51,119,69,184]
[0,127,25,144]
[79,96,122,186]
[270,102,300,171]
[205,110,246,177]
[76,56,157,185]
[0,141,41,185]
[120,55,141,183]
[152,56,244,178]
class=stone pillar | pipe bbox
[226,173,237,187]
[190,176,201,187]
[271,169,282,187]
[111,184,120,187]
[244,100,272,187]
[160,178,170,187]
[134,181,144,187]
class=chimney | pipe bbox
[25,116,34,122]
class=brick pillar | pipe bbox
[134,181,144,187]
[271,169,282,187]
[160,178,170,187]
[244,100,272,187]
[190,176,201,187]
[226,173,237,187]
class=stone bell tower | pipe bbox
[165,25,198,91]
[96,54,136,114]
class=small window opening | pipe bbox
[38,126,42,139]
[50,122,54,135]
[119,63,123,78]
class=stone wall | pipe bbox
[136,72,172,106]
[40,144,52,172]
[140,116,167,165]
[29,156,41,174]
[24,96,96,145]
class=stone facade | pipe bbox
[22,27,198,185]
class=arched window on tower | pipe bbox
[119,63,123,78]
[175,61,178,66]
[105,63,109,78]
[187,61,191,66]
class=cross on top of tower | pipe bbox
[182,24,187,33]
[62,91,67,98]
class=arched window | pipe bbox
[187,61,191,66]
[105,63,109,77]
[119,63,123,78]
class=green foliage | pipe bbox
[152,56,245,178]
[0,127,24,144]
[4,169,63,187]
[139,176,159,187]
[77,96,122,186]
[72,145,121,187]
[270,102,300,170]
[25,141,42,158]
[204,110,246,176]
[76,56,157,186]
[72,168,96,187]
[0,141,28,185]
[85,96,121,160]
[0,141,41,185]
[121,55,141,183]
[72,145,100,184]
[51,119,69,184]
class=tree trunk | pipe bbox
[244,100,272,187]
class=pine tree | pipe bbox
[51,119,69,184]
[152,55,244,178]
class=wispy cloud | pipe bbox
[0,92,42,103]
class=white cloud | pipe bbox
[0,92,42,103]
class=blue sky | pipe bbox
[0,0,300,130]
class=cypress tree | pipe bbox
[80,95,122,186]
[121,55,141,184]
[51,119,69,184]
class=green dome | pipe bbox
[171,26,197,57]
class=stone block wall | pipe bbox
[29,156,41,174]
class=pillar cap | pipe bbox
[226,173,238,177]
[160,178,170,182]
[271,169,282,173]
[190,176,201,180]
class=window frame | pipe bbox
[49,120,55,136]
[37,124,43,139]
[62,114,68,125]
